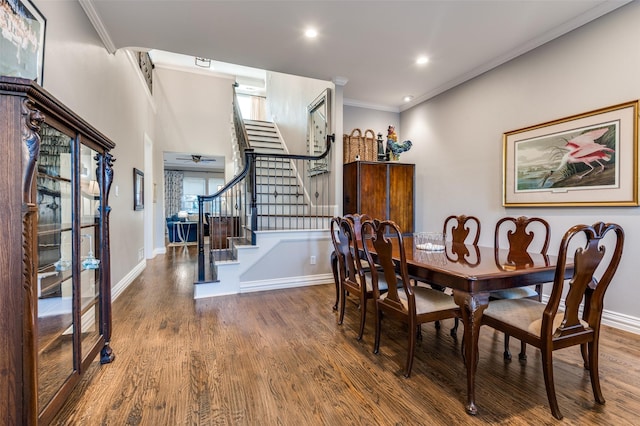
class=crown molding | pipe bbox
[343,98,399,114]
[78,0,117,54]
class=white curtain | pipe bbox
[164,171,183,217]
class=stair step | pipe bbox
[244,119,274,127]
[247,133,278,141]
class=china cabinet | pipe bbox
[0,77,115,424]
[343,161,414,234]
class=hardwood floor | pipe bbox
[53,246,640,425]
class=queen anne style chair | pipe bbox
[492,216,550,361]
[482,222,624,420]
[362,219,460,378]
[331,214,371,311]
[443,215,481,246]
[442,215,481,337]
[330,216,386,340]
[330,214,373,310]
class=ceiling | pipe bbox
[80,0,630,111]
[164,152,225,172]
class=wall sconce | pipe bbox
[195,57,211,68]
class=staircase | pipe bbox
[244,119,283,154]
[244,120,326,230]
[194,111,335,297]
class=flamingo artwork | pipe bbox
[541,127,614,187]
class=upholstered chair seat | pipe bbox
[485,298,589,338]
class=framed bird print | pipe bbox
[503,100,638,207]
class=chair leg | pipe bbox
[504,333,512,361]
[518,340,527,361]
[357,295,367,341]
[541,347,562,420]
[404,319,417,378]
[581,342,589,369]
[373,306,382,354]
[338,285,346,326]
[434,320,441,330]
[330,251,339,311]
[588,340,605,404]
[450,318,459,338]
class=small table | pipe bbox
[175,221,197,245]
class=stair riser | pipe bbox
[254,216,330,229]
[256,194,305,205]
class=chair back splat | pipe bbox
[443,215,481,245]
[363,219,459,378]
[440,215,481,337]
[482,221,624,420]
[492,216,551,360]
[546,222,623,345]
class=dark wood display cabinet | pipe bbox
[343,161,415,234]
[0,77,116,425]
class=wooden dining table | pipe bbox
[363,237,571,416]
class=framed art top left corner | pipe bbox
[1,0,47,85]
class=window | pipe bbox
[181,177,205,212]
[181,176,225,213]
[236,94,266,121]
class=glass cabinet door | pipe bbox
[80,145,102,361]
[36,123,75,410]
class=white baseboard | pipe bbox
[601,309,640,335]
[240,273,334,294]
[112,260,146,301]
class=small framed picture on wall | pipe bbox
[133,168,144,210]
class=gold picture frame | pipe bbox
[503,100,639,207]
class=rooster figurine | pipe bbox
[386,125,412,161]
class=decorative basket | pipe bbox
[343,128,377,163]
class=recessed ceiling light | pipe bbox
[305,28,318,38]
[403,95,414,102]
[416,56,429,65]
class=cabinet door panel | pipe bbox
[342,162,358,215]
[389,164,414,233]
[357,163,387,220]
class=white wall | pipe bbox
[152,67,235,243]
[34,1,155,289]
[400,2,640,328]
[266,71,333,154]
[344,105,400,142]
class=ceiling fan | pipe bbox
[175,154,217,164]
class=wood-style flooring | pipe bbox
[52,246,640,425]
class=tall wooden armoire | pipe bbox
[343,161,415,234]
[0,77,116,424]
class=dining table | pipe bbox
[362,237,572,416]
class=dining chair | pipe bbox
[492,216,550,361]
[481,222,624,420]
[362,219,460,377]
[330,214,373,310]
[442,215,481,337]
[330,216,386,340]
[443,214,481,245]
